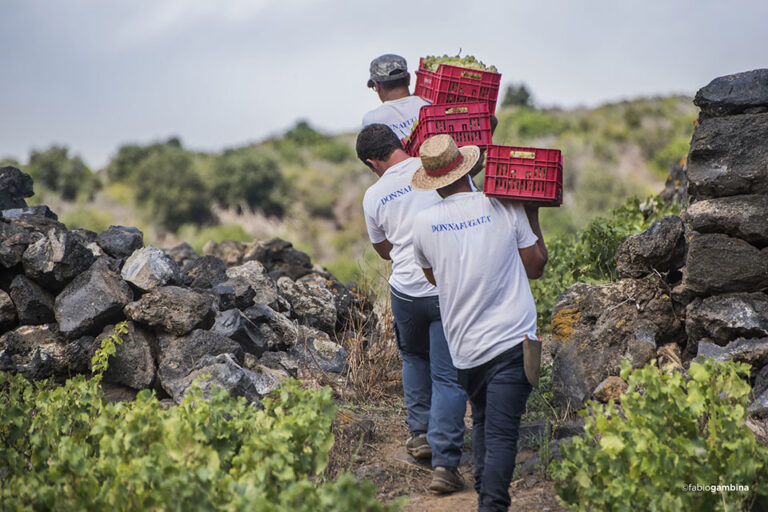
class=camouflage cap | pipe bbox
[367,54,408,88]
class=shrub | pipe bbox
[61,205,114,234]
[284,120,330,146]
[0,324,402,511]
[549,360,768,511]
[501,83,533,108]
[650,137,690,178]
[312,140,354,163]
[27,145,101,200]
[177,223,252,254]
[131,145,212,231]
[212,147,287,216]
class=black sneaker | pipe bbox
[428,466,465,494]
[405,433,432,460]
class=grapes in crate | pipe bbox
[422,54,498,73]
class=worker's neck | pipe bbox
[438,176,473,198]
[376,149,411,176]
[379,87,411,102]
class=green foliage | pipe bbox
[90,322,128,379]
[501,83,533,108]
[312,140,354,163]
[497,108,571,139]
[284,120,330,146]
[532,196,679,332]
[61,205,114,234]
[103,138,215,231]
[131,145,212,231]
[0,157,21,168]
[105,143,155,182]
[0,324,401,512]
[650,137,690,178]
[549,360,768,511]
[27,145,101,200]
[522,364,557,423]
[212,146,286,215]
[177,223,252,254]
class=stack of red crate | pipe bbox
[404,102,493,156]
[409,57,563,206]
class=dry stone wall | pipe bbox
[552,69,768,414]
[0,172,376,405]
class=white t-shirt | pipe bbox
[363,157,442,297]
[362,96,430,140]
[412,193,539,369]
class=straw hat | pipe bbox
[411,134,481,191]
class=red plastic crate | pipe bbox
[414,59,502,113]
[404,102,493,156]
[483,145,563,206]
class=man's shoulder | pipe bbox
[362,107,385,126]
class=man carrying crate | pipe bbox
[362,54,430,141]
[356,124,468,494]
[410,134,548,512]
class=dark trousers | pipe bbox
[458,345,531,512]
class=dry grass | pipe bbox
[336,291,401,404]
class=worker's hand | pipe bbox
[524,203,541,214]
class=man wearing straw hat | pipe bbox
[410,134,548,511]
[356,124,468,494]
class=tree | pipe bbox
[501,83,533,108]
[212,147,286,216]
[106,137,183,182]
[284,120,329,146]
[132,145,212,231]
[28,146,100,200]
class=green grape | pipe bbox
[422,54,498,73]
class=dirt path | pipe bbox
[336,404,565,512]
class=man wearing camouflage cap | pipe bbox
[362,54,430,141]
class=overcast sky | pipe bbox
[1,0,766,169]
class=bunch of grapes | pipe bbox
[422,54,499,73]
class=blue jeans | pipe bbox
[390,287,467,468]
[458,345,532,512]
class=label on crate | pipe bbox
[510,150,536,159]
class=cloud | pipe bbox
[112,0,298,46]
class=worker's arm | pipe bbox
[518,206,548,279]
[469,148,486,177]
[466,116,497,179]
[422,267,436,286]
[372,239,393,260]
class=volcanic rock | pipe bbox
[616,216,686,278]
[0,166,34,210]
[124,286,215,335]
[96,225,144,259]
[9,274,55,325]
[694,69,768,118]
[551,279,682,412]
[683,195,768,246]
[121,246,179,292]
[681,233,768,295]
[54,259,134,338]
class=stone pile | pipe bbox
[550,69,768,414]
[0,169,374,405]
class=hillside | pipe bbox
[1,95,697,285]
